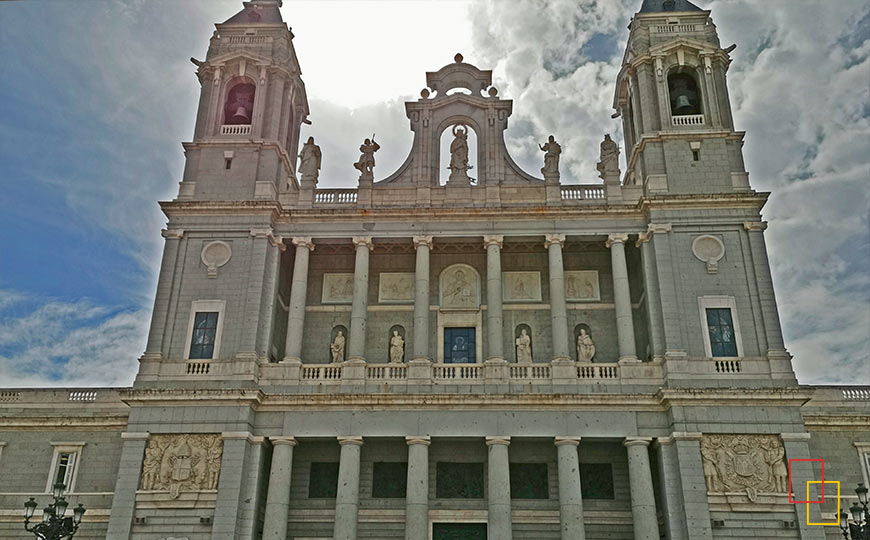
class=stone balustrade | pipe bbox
[561,185,606,201]
[220,124,252,135]
[671,114,705,127]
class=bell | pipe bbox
[674,93,694,115]
[230,106,250,124]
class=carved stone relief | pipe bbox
[200,241,232,278]
[378,272,415,303]
[322,273,355,304]
[565,271,600,301]
[502,272,542,302]
[692,235,726,274]
[140,434,222,499]
[439,264,480,309]
[699,434,789,499]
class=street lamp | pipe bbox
[840,483,870,540]
[22,482,86,540]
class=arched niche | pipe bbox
[223,76,257,126]
[328,325,348,364]
[573,323,596,363]
[439,264,481,309]
[667,69,703,116]
[439,122,479,185]
[514,324,533,363]
[388,325,406,363]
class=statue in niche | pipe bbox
[539,135,562,177]
[353,135,380,178]
[596,133,620,180]
[299,136,322,184]
[389,330,405,363]
[515,329,532,363]
[330,330,346,363]
[577,328,596,362]
[447,124,471,184]
[444,269,473,307]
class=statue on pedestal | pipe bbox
[353,135,380,179]
[389,330,404,363]
[330,330,345,363]
[299,136,322,184]
[515,329,532,363]
[577,328,596,362]
[596,133,620,182]
[539,135,561,178]
[447,124,472,185]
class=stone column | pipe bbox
[283,238,314,363]
[781,433,826,540]
[412,236,433,362]
[238,229,273,358]
[654,437,688,540]
[484,235,505,362]
[106,432,149,539]
[143,230,184,359]
[333,436,364,540]
[637,230,665,360]
[607,234,638,362]
[256,234,286,360]
[624,437,660,540]
[348,237,373,362]
[212,433,267,540]
[671,433,712,539]
[486,436,513,540]
[555,437,586,540]
[545,234,571,361]
[262,437,297,540]
[405,436,431,540]
[744,222,788,356]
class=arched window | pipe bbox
[224,78,256,125]
[667,72,702,116]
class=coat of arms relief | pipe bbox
[700,434,789,501]
[140,434,223,499]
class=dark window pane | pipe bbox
[372,462,407,498]
[308,462,339,498]
[510,463,549,499]
[433,523,487,540]
[579,463,614,499]
[190,312,219,359]
[436,462,484,498]
[705,308,737,357]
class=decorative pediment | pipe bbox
[425,54,494,98]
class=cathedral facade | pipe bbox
[1,1,868,539]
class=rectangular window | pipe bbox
[510,463,549,499]
[54,452,76,486]
[433,523,487,540]
[579,463,614,499]
[444,327,476,364]
[46,443,85,493]
[372,462,407,498]
[308,462,339,498]
[189,311,219,359]
[706,308,738,357]
[436,462,484,498]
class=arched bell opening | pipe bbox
[223,77,257,126]
[667,70,702,117]
[438,123,479,186]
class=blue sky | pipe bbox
[0,0,868,386]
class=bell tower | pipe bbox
[614,0,750,194]
[178,0,309,202]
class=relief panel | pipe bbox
[565,270,600,302]
[322,273,355,304]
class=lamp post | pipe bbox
[23,482,86,540]
[840,483,870,540]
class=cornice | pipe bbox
[0,415,129,430]
[802,414,870,430]
[159,200,283,220]
[639,192,770,213]
[657,387,814,408]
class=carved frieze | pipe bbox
[565,271,600,301]
[700,434,788,500]
[322,273,355,304]
[141,434,223,499]
[378,273,415,303]
[502,272,542,302]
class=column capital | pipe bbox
[648,223,672,235]
[606,233,630,248]
[161,228,185,240]
[779,432,811,442]
[743,220,768,232]
[352,236,374,251]
[406,436,432,446]
[338,435,364,446]
[635,230,652,247]
[485,436,511,447]
[544,233,566,249]
[270,436,298,447]
[292,236,315,250]
[483,234,504,248]
[412,235,433,249]
[269,235,287,251]
[554,437,581,447]
[250,227,274,239]
[623,436,653,448]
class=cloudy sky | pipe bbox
[0,0,867,387]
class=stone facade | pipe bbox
[1,1,868,539]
